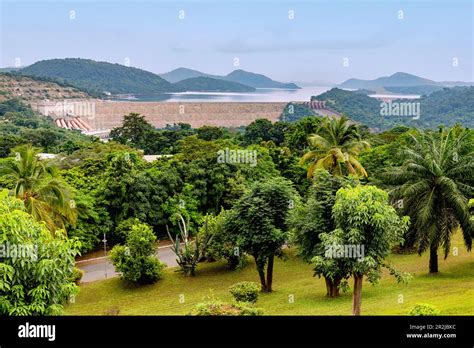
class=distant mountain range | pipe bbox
[16,59,299,96]
[20,58,175,95]
[159,67,300,89]
[12,60,473,98]
[339,72,473,94]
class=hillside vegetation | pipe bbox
[0,73,90,102]
[339,72,438,89]
[312,87,474,130]
[20,58,175,95]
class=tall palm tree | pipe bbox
[384,128,474,273]
[300,116,370,178]
[0,145,77,232]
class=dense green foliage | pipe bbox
[224,177,298,292]
[0,145,77,231]
[279,103,316,122]
[312,185,410,315]
[0,99,96,156]
[382,127,474,273]
[229,281,259,303]
[193,297,263,316]
[0,190,80,315]
[0,88,472,316]
[409,303,441,316]
[313,87,474,130]
[110,221,165,284]
[300,116,370,178]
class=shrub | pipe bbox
[193,298,262,316]
[409,304,441,316]
[112,218,141,245]
[167,213,213,276]
[110,221,165,284]
[229,281,259,303]
[200,211,246,270]
[70,267,84,285]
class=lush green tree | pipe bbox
[101,152,151,226]
[197,125,224,141]
[313,185,410,315]
[109,113,154,150]
[224,177,298,292]
[279,103,316,123]
[383,128,474,273]
[284,116,321,153]
[199,210,244,269]
[300,116,370,178]
[0,145,77,232]
[0,190,80,315]
[289,170,356,297]
[110,221,165,284]
[243,119,289,146]
[66,191,111,253]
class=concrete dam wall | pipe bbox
[31,100,288,130]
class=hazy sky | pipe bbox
[0,0,472,83]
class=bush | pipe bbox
[229,281,259,303]
[112,218,141,245]
[70,267,84,285]
[409,304,441,316]
[193,298,262,316]
[110,221,165,284]
[199,211,245,270]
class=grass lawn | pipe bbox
[66,233,474,315]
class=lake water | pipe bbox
[115,87,332,102]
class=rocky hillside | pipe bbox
[0,73,90,102]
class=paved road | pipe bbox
[77,245,178,283]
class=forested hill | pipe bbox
[19,58,176,95]
[18,59,267,95]
[224,70,300,89]
[173,76,256,92]
[312,87,474,131]
[160,67,300,89]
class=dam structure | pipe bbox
[30,100,288,132]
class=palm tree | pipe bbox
[300,116,370,178]
[0,145,77,232]
[384,128,473,273]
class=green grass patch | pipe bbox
[66,233,474,315]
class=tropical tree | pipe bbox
[224,177,298,292]
[313,185,410,315]
[289,170,357,297]
[109,112,154,150]
[383,128,474,273]
[0,190,80,315]
[300,116,370,178]
[0,145,76,232]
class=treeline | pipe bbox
[311,87,474,130]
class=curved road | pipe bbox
[76,245,178,283]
